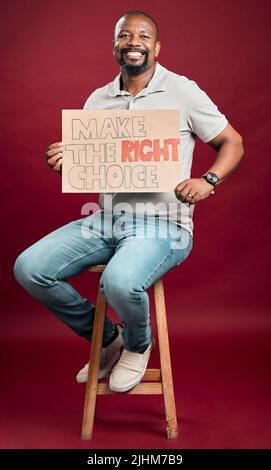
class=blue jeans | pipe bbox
[14,210,193,352]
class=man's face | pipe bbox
[113,15,161,76]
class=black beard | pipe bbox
[120,51,149,76]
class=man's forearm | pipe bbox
[203,137,244,186]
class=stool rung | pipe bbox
[90,367,161,382]
[142,368,161,381]
[97,382,163,395]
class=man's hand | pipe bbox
[45,142,64,174]
[174,178,215,204]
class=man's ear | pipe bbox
[112,39,115,55]
[155,41,161,58]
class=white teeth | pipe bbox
[125,51,143,58]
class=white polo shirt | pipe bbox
[83,62,228,235]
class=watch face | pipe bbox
[207,172,219,184]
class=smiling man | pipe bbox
[14,11,244,393]
[113,12,160,78]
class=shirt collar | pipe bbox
[108,62,167,98]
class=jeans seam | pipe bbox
[175,235,193,265]
[142,234,193,289]
[51,278,93,308]
[50,246,113,282]
[142,251,174,289]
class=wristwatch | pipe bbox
[201,172,219,187]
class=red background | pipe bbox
[1,0,271,449]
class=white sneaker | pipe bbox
[109,339,154,393]
[76,325,124,383]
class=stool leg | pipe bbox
[81,282,107,440]
[153,279,179,439]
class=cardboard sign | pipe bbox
[62,109,180,193]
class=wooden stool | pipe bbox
[81,264,179,440]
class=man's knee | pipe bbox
[100,270,144,303]
[14,249,38,288]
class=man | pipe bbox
[14,11,244,393]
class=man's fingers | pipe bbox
[184,188,197,204]
[175,178,216,204]
[188,192,198,205]
[46,147,63,158]
[52,159,63,173]
[176,186,199,203]
[46,142,64,152]
[46,145,64,160]
[176,187,192,202]
[175,180,188,194]
[175,184,186,200]
[45,142,64,160]
[183,188,195,203]
[47,153,63,168]
[45,142,63,174]
[175,188,185,202]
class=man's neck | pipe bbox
[120,62,156,96]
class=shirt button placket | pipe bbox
[128,98,135,110]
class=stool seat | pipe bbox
[81,263,179,439]
[87,264,107,273]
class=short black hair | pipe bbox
[114,10,160,41]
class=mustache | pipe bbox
[120,47,148,55]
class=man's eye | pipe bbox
[120,34,129,38]
[141,35,149,39]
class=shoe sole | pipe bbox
[109,374,143,393]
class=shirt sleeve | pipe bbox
[185,80,228,142]
[83,94,93,110]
